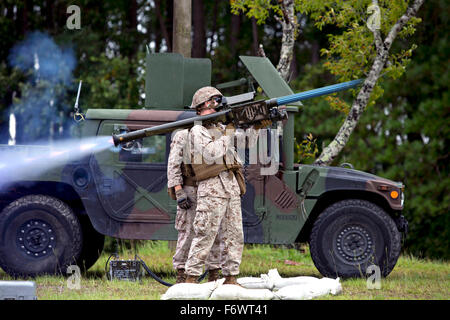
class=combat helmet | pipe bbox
[190,86,223,109]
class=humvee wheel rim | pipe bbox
[336,225,373,264]
[17,219,56,258]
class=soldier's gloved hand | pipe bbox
[253,119,272,130]
[176,188,192,210]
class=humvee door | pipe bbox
[91,120,173,224]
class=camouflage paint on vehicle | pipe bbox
[80,109,193,240]
[74,106,403,245]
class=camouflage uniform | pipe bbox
[185,123,252,277]
[167,129,222,271]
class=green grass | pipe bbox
[1,241,449,300]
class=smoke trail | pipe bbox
[0,136,114,189]
[0,33,130,192]
[7,31,77,143]
[9,32,76,86]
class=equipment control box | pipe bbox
[0,281,37,300]
[108,260,142,281]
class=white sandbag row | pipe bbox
[210,284,275,300]
[266,268,322,290]
[161,279,225,300]
[236,274,274,290]
[161,268,342,300]
[273,278,342,300]
[162,281,275,300]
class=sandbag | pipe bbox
[236,274,274,290]
[317,277,342,295]
[161,279,224,300]
[210,284,275,300]
[273,276,321,290]
[267,268,321,290]
[274,278,342,300]
[161,269,342,300]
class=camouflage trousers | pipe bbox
[185,195,244,276]
[172,186,222,271]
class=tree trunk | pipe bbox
[170,0,192,251]
[209,0,219,54]
[173,0,191,57]
[192,0,206,58]
[311,40,319,64]
[314,0,426,166]
[127,0,138,59]
[230,12,241,58]
[276,0,297,82]
[154,0,172,52]
[16,0,31,37]
[250,18,259,56]
[290,44,298,80]
[45,0,55,32]
[129,0,138,32]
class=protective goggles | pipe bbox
[208,96,222,104]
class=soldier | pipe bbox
[184,86,268,285]
[167,127,223,283]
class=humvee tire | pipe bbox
[0,195,82,277]
[309,199,401,278]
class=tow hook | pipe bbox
[395,215,409,241]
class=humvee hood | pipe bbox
[326,166,397,184]
[324,166,404,210]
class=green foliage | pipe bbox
[0,62,24,107]
[346,1,449,259]
[295,133,319,164]
[300,0,422,106]
[291,63,354,164]
[294,0,449,259]
[82,52,145,110]
[230,0,283,25]
[324,95,350,114]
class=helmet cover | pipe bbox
[190,86,223,109]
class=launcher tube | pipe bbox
[112,79,363,146]
[112,109,229,146]
[275,79,362,106]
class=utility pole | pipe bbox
[172,0,191,57]
[169,0,192,252]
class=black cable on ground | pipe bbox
[105,239,208,287]
[105,253,119,281]
[198,270,208,282]
[135,254,208,287]
[135,254,173,287]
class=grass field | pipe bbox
[0,241,449,300]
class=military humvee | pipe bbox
[0,53,407,279]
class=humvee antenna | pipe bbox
[73,80,85,122]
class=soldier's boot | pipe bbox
[176,268,186,284]
[207,269,221,282]
[223,275,240,286]
[184,275,198,283]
